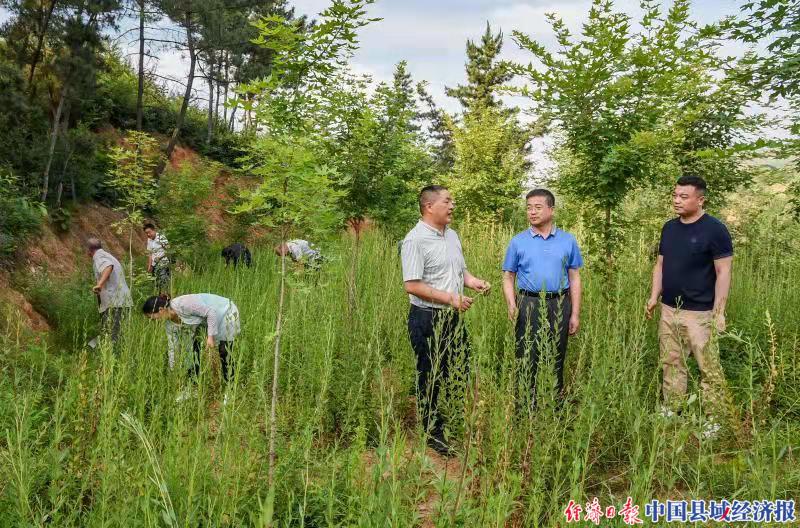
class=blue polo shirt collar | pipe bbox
[529,226,559,240]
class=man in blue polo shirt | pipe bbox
[502,189,583,405]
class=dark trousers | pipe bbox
[189,328,234,382]
[152,260,171,293]
[515,293,572,404]
[407,305,470,437]
[101,307,129,350]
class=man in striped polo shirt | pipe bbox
[401,185,491,456]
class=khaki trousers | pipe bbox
[658,303,725,410]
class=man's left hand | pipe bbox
[568,314,580,335]
[92,284,102,294]
[713,311,726,332]
[206,335,216,349]
[473,279,491,295]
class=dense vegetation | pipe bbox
[1,0,800,525]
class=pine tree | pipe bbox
[445,22,512,111]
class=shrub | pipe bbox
[155,162,215,267]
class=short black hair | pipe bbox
[676,175,707,195]
[142,222,156,231]
[525,188,555,207]
[142,294,170,314]
[419,185,448,213]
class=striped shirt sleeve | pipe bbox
[400,238,424,282]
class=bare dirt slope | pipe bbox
[2,203,147,334]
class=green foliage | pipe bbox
[0,170,46,259]
[442,22,530,225]
[729,0,800,217]
[444,104,527,224]
[730,0,800,100]
[236,136,345,241]
[155,163,215,266]
[107,131,161,228]
[107,131,162,284]
[446,22,513,111]
[242,0,380,135]
[1,224,799,524]
[324,64,435,232]
[237,0,381,241]
[513,0,758,261]
[21,273,99,349]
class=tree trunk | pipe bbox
[604,206,612,268]
[214,58,221,124]
[28,0,57,96]
[228,104,237,132]
[136,0,146,131]
[206,56,214,145]
[158,18,196,177]
[55,144,73,209]
[55,182,64,209]
[129,227,134,295]
[41,86,67,202]
[346,219,361,318]
[268,224,288,489]
[222,52,229,123]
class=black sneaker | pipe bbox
[427,433,455,458]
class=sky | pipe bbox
[287,0,747,114]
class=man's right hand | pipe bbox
[507,304,518,322]
[450,293,474,312]
[645,298,659,320]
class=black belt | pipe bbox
[410,304,447,312]
[518,288,569,299]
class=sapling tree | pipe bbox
[107,131,161,287]
[235,0,377,489]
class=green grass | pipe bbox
[1,224,798,527]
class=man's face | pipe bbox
[144,228,156,240]
[426,190,455,226]
[673,185,704,216]
[526,196,554,227]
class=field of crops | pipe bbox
[1,223,798,527]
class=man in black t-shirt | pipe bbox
[645,175,733,434]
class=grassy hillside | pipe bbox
[0,218,797,526]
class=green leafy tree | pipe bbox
[236,0,377,491]
[443,22,530,223]
[330,62,434,231]
[444,104,526,224]
[156,162,215,267]
[107,131,162,286]
[513,0,757,264]
[730,0,800,216]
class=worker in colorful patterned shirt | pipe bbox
[143,222,171,293]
